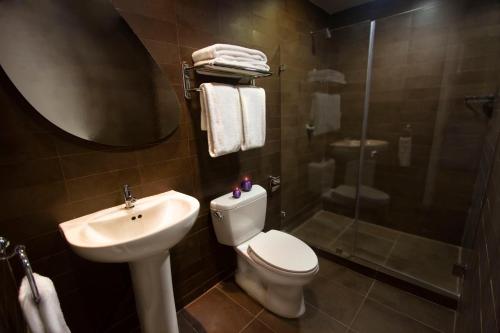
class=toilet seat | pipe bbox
[248,230,318,274]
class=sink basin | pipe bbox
[60,190,199,263]
[330,139,389,161]
[59,190,200,333]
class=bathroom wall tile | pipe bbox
[118,10,178,44]
[60,151,138,179]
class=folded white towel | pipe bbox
[310,93,341,136]
[19,273,71,333]
[308,69,346,84]
[200,83,242,157]
[238,86,266,151]
[192,44,267,63]
[194,59,270,72]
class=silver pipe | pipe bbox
[353,20,376,256]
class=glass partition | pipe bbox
[281,0,500,300]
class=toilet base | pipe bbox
[234,255,306,318]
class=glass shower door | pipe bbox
[281,21,371,256]
[354,2,499,298]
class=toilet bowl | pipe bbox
[210,185,318,318]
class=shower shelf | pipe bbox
[182,61,272,99]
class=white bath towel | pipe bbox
[238,86,266,151]
[19,273,70,333]
[192,44,267,63]
[310,93,341,136]
[200,83,242,157]
[194,59,270,72]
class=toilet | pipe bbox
[210,185,319,318]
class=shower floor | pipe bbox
[290,210,461,297]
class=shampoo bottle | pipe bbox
[398,124,412,167]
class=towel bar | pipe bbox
[0,237,41,304]
[182,61,272,99]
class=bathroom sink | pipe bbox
[59,190,200,333]
[60,190,199,263]
[330,139,388,161]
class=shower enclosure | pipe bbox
[280,0,500,300]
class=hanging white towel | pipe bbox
[238,86,266,151]
[192,44,267,63]
[19,273,70,333]
[200,83,242,157]
[310,93,341,136]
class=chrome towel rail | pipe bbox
[0,237,41,304]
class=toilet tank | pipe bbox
[210,185,267,246]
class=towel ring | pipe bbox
[0,237,41,304]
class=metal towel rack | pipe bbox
[182,61,272,99]
[0,237,41,304]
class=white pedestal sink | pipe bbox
[59,191,200,333]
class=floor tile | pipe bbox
[217,277,263,315]
[351,299,440,333]
[258,304,348,333]
[178,311,197,333]
[368,281,455,333]
[331,227,394,265]
[292,212,351,248]
[241,319,275,333]
[183,288,254,333]
[385,233,460,293]
[317,256,374,295]
[356,220,400,241]
[304,275,365,325]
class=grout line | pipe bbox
[237,309,266,333]
[216,282,262,318]
[367,297,447,333]
[382,232,401,266]
[304,301,351,331]
[347,279,376,330]
[178,311,200,333]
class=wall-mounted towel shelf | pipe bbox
[182,61,272,99]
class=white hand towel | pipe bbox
[310,93,341,136]
[238,86,266,151]
[194,59,270,72]
[19,273,71,333]
[200,83,242,157]
[192,44,267,63]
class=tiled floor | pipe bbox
[291,211,461,295]
[177,256,456,333]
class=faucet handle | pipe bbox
[123,184,132,198]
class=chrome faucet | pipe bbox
[123,184,136,209]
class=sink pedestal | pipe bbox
[129,251,179,333]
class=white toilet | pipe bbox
[210,185,319,318]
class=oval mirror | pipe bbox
[0,0,179,146]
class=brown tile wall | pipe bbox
[0,1,329,332]
[457,81,500,333]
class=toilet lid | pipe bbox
[248,230,318,273]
